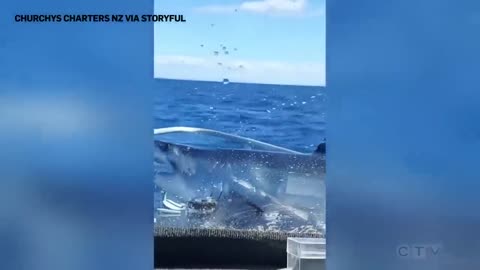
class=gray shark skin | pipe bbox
[157,140,326,172]
[154,140,325,225]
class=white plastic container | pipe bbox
[287,237,326,270]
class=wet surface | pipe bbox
[154,189,324,236]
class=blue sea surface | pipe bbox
[154,79,326,153]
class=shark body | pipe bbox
[154,127,326,227]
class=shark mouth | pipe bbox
[153,127,326,234]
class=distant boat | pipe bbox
[222,78,230,85]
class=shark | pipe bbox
[154,127,326,227]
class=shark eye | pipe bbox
[154,141,169,151]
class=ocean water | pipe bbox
[154,79,326,153]
[153,78,326,234]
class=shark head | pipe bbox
[154,140,226,201]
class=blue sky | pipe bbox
[154,0,325,86]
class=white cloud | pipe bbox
[194,0,323,17]
[156,55,210,66]
[241,0,306,14]
[194,5,238,14]
[154,54,325,86]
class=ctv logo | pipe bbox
[396,244,442,259]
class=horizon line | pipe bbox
[154,77,326,88]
